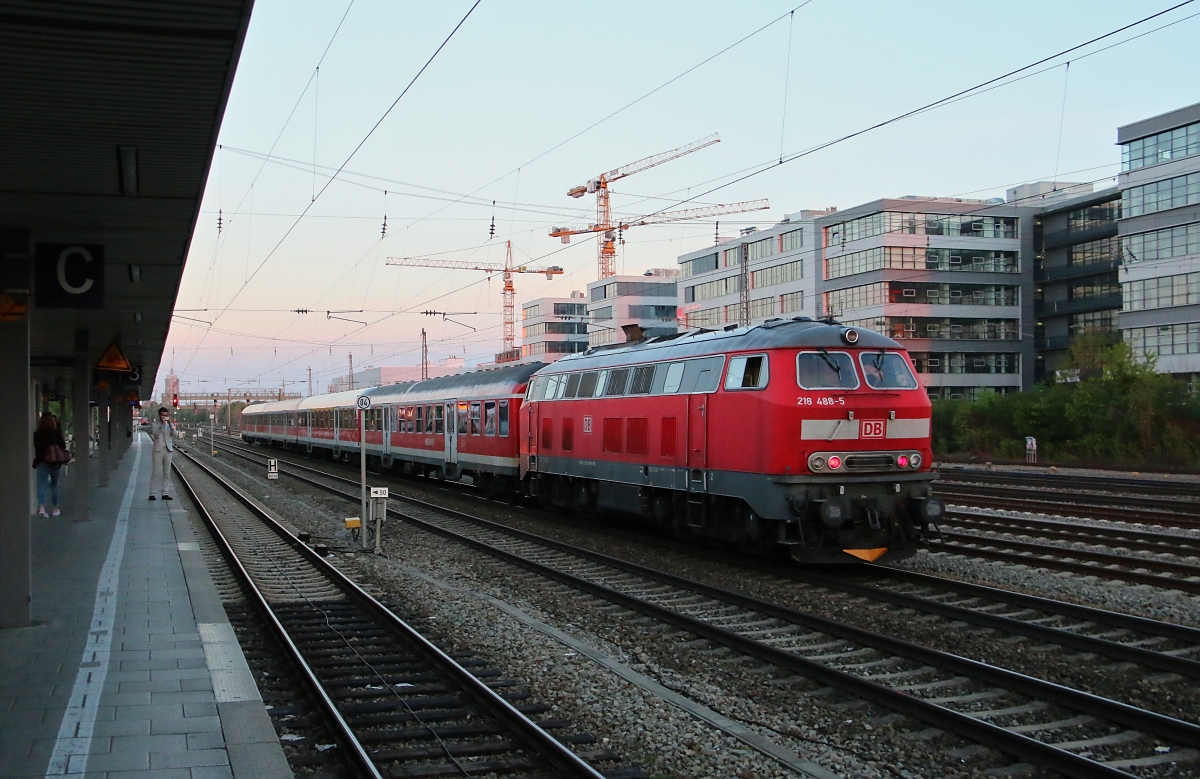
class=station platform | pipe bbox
[0,436,290,779]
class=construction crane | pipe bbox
[386,241,563,361]
[551,133,768,278]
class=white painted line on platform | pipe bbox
[45,440,142,777]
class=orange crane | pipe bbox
[386,241,563,361]
[551,133,769,278]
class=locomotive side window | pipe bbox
[724,355,769,390]
[578,372,599,397]
[797,351,860,390]
[498,400,509,436]
[859,352,919,390]
[484,401,496,435]
[679,356,725,393]
[544,375,560,400]
[662,362,685,393]
[564,373,581,398]
[604,368,630,396]
[594,370,610,398]
[630,365,655,394]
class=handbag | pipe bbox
[44,444,72,465]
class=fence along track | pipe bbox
[205,443,1200,778]
[173,450,620,779]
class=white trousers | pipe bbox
[150,449,173,496]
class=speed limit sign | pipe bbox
[356,395,371,410]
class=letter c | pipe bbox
[57,246,94,295]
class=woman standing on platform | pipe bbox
[33,412,68,517]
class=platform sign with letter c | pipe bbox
[356,395,371,410]
[35,244,105,309]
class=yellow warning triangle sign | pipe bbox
[95,340,132,371]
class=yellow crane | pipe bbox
[551,133,769,278]
[386,241,563,361]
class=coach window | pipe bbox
[434,404,444,434]
[578,372,599,397]
[797,351,860,390]
[423,405,433,433]
[859,352,919,390]
[604,368,630,396]
[469,402,482,435]
[630,365,655,394]
[498,400,510,436]
[725,355,769,390]
[484,401,496,435]
[662,362,685,393]
[457,402,470,435]
[564,373,581,398]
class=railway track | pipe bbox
[943,511,1200,556]
[935,484,1200,528]
[197,440,1200,778]
[171,448,637,779]
[938,467,1200,500]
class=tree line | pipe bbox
[933,335,1200,467]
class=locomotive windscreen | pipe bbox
[859,352,919,390]
[797,351,859,390]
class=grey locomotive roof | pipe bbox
[539,319,901,374]
[363,362,545,404]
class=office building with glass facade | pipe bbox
[1117,101,1200,379]
[675,210,829,330]
[815,197,1037,401]
[518,293,590,363]
[1028,186,1123,381]
[585,271,679,347]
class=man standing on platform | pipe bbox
[148,406,176,501]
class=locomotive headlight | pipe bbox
[910,453,923,469]
[896,454,909,468]
[827,455,842,470]
[810,455,826,471]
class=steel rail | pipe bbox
[205,444,1200,778]
[938,469,1200,499]
[936,489,1200,526]
[172,462,383,779]
[175,449,608,779]
[943,512,1200,555]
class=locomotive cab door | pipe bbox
[444,400,459,479]
[687,394,707,472]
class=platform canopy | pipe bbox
[0,1,254,394]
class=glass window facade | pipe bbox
[780,291,804,313]
[751,259,802,288]
[685,307,721,328]
[825,211,1019,245]
[684,275,739,303]
[1067,201,1121,232]
[590,280,676,301]
[627,304,678,320]
[826,246,1019,280]
[553,302,587,316]
[724,247,741,267]
[827,281,1019,313]
[842,317,1019,341]
[724,297,774,321]
[1122,121,1200,171]
[1069,310,1117,334]
[522,321,588,338]
[910,352,1020,374]
[1123,272,1200,311]
[1122,172,1200,218]
[747,236,774,262]
[926,386,1013,401]
[1124,222,1200,264]
[591,306,613,321]
[1125,321,1200,356]
[681,253,718,278]
[1070,236,1122,267]
[1069,277,1120,300]
[522,304,540,319]
[780,228,803,252]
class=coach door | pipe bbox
[444,401,459,472]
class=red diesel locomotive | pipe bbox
[520,318,941,563]
[242,319,942,564]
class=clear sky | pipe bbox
[159,0,1200,399]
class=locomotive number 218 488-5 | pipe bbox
[796,396,845,406]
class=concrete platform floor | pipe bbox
[0,436,291,778]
